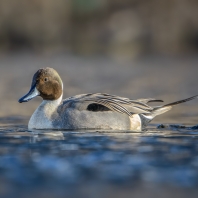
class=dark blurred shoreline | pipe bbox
[0,0,198,56]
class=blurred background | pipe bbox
[0,0,198,123]
[1,0,198,55]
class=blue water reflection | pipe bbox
[0,124,198,197]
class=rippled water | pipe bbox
[0,118,198,198]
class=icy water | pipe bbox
[0,118,198,198]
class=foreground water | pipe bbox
[0,118,198,198]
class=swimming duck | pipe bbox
[18,67,197,131]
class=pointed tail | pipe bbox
[162,95,198,107]
[144,94,198,119]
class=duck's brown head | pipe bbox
[19,67,63,103]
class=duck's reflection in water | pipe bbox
[30,130,65,142]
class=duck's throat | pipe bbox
[28,95,62,129]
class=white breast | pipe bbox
[28,95,62,129]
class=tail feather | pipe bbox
[163,95,198,107]
[150,106,172,117]
[143,94,198,120]
[136,98,163,104]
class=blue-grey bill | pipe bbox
[18,85,40,103]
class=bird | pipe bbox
[18,67,197,131]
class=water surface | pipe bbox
[0,118,198,198]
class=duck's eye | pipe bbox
[44,77,48,82]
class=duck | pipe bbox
[18,67,197,131]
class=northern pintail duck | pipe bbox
[19,67,197,131]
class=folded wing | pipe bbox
[62,93,162,116]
